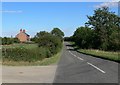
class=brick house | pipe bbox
[16,29,30,42]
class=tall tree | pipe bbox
[86,7,120,50]
[73,26,93,49]
[33,31,49,43]
[51,28,64,38]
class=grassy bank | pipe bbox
[78,49,119,62]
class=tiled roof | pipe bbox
[24,33,30,36]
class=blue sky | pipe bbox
[2,2,118,37]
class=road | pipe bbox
[53,42,119,83]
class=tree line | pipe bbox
[0,37,20,45]
[64,7,120,51]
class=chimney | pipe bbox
[23,29,26,33]
[20,29,22,33]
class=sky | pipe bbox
[2,2,118,37]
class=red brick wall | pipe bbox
[16,32,29,42]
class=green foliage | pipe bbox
[2,28,64,62]
[31,31,50,43]
[64,36,74,42]
[37,31,62,56]
[33,28,64,56]
[109,29,120,51]
[86,7,120,51]
[1,37,20,45]
[79,49,119,62]
[73,26,93,49]
[72,7,120,51]
[2,50,62,66]
[2,47,52,62]
[13,38,20,43]
[51,28,64,37]
[2,37,13,45]
[51,28,64,41]
[0,37,2,45]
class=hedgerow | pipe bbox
[2,47,52,62]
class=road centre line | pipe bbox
[87,62,106,74]
[68,50,105,74]
[77,57,84,60]
[68,49,106,74]
[69,51,84,61]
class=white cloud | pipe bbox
[95,0,119,8]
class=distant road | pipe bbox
[54,42,118,83]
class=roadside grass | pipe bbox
[69,42,119,62]
[2,50,62,66]
[78,49,119,62]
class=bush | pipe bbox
[2,37,20,45]
[33,31,63,56]
[2,47,52,62]
[2,37,13,45]
[13,38,20,43]
[38,33,62,55]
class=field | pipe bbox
[2,43,62,66]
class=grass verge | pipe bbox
[2,50,62,66]
[69,42,119,62]
[78,49,120,62]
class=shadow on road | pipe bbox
[66,44,79,51]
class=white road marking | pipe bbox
[67,46,70,49]
[67,46,69,49]
[87,62,106,74]
[77,57,84,60]
[69,51,84,61]
[68,48,106,74]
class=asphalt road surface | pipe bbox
[53,42,119,83]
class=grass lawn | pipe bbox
[78,49,120,62]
